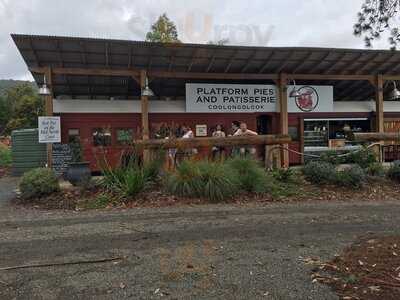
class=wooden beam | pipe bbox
[241,50,257,73]
[382,75,400,81]
[127,46,133,68]
[336,54,393,99]
[149,70,279,80]
[376,74,384,134]
[135,134,291,149]
[258,51,275,74]
[29,37,40,67]
[29,66,379,82]
[323,52,347,74]
[291,74,374,81]
[350,132,400,142]
[355,52,382,75]
[278,73,289,168]
[275,52,293,73]
[307,52,331,73]
[341,53,364,75]
[205,54,216,72]
[29,67,140,77]
[187,49,198,72]
[105,43,109,67]
[168,53,175,72]
[224,50,238,73]
[292,52,313,73]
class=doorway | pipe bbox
[257,115,269,135]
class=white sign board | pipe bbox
[195,124,208,137]
[186,83,277,113]
[186,83,333,113]
[38,116,61,143]
[287,85,333,113]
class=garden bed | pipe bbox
[12,176,400,211]
[311,236,400,300]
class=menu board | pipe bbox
[52,143,72,176]
[38,116,61,143]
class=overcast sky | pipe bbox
[0,0,394,80]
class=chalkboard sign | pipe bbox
[52,143,72,177]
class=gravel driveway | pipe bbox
[0,176,18,207]
[1,175,400,299]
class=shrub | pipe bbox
[303,161,336,184]
[348,147,377,169]
[197,161,239,202]
[320,150,344,165]
[271,168,296,183]
[100,151,162,199]
[335,165,366,188]
[165,160,203,198]
[0,145,12,167]
[142,157,163,182]
[366,162,385,177]
[19,168,60,199]
[387,162,400,182]
[101,167,148,198]
[226,157,268,193]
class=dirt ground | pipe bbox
[2,177,400,299]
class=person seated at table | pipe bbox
[212,124,226,160]
[233,122,258,156]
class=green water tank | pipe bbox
[11,129,47,176]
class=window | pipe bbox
[92,128,112,146]
[68,129,80,143]
[288,126,299,141]
[116,128,133,145]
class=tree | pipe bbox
[354,0,400,49]
[1,83,43,135]
[0,96,10,134]
[145,13,180,43]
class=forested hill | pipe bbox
[0,80,36,95]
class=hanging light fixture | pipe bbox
[288,79,301,98]
[141,77,154,97]
[388,81,400,101]
[38,75,51,96]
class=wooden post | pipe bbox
[140,70,150,162]
[278,73,289,168]
[299,117,305,165]
[44,67,53,168]
[375,75,384,133]
[375,74,384,162]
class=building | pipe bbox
[12,34,400,170]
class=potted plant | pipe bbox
[66,137,91,186]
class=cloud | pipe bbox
[0,0,392,80]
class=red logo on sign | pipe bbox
[294,86,319,112]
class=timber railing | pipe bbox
[134,134,291,169]
[347,132,400,162]
[134,134,291,149]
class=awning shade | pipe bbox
[11,34,400,100]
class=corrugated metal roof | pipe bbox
[11,33,400,100]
